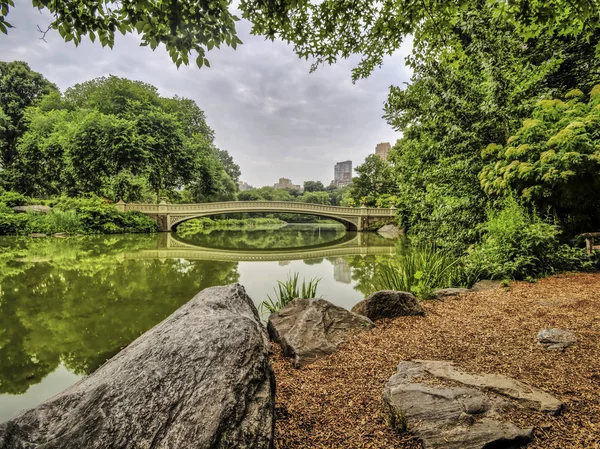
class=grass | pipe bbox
[376,243,474,299]
[259,272,321,315]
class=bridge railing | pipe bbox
[121,201,396,217]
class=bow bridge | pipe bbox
[116,201,397,232]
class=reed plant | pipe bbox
[259,272,321,314]
[376,243,468,299]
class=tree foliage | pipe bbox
[480,86,600,233]
[0,0,242,69]
[2,0,598,76]
[0,61,58,168]
[382,8,600,251]
[2,74,238,203]
[303,180,325,192]
[348,154,396,207]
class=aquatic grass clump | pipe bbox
[259,272,321,315]
[376,243,467,299]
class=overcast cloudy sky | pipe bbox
[1,5,412,187]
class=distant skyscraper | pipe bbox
[333,160,352,188]
[375,142,391,161]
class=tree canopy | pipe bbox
[1,1,598,74]
[1,73,239,203]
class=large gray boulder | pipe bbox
[351,290,424,321]
[12,205,51,214]
[384,360,563,449]
[0,284,275,449]
[268,298,373,367]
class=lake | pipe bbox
[0,224,396,421]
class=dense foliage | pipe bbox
[466,198,591,281]
[480,87,600,235]
[2,0,596,77]
[0,67,239,203]
[0,192,157,235]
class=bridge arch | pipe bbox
[168,209,359,231]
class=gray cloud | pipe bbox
[0,5,412,187]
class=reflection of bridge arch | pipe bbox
[124,233,396,262]
[168,228,357,252]
[117,201,397,232]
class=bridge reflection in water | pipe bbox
[124,232,396,262]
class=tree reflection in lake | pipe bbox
[0,228,396,421]
[0,235,238,396]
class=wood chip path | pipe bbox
[272,272,600,449]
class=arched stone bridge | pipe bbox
[116,201,397,232]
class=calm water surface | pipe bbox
[0,224,396,421]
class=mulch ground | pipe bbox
[271,272,600,449]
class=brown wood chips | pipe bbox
[272,272,600,449]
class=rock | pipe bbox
[384,359,562,449]
[536,328,577,350]
[471,280,503,292]
[0,284,275,449]
[268,298,373,367]
[351,290,424,321]
[377,224,403,239]
[12,205,51,214]
[53,232,68,238]
[431,287,472,299]
[409,359,563,414]
[28,233,46,238]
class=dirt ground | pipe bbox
[271,272,600,449]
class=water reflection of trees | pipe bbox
[0,236,238,394]
[176,225,348,251]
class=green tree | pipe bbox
[0,61,57,169]
[348,154,396,207]
[3,75,238,202]
[383,8,600,251]
[298,191,331,204]
[480,86,600,234]
[303,180,326,192]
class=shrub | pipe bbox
[0,213,30,235]
[467,197,590,280]
[0,191,30,208]
[259,273,321,314]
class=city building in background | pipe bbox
[375,142,391,161]
[273,177,302,191]
[332,160,353,188]
[238,181,253,191]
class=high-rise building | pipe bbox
[273,177,302,191]
[332,160,352,188]
[375,142,391,161]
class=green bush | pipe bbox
[0,191,30,208]
[0,194,157,235]
[467,197,590,280]
[0,213,30,235]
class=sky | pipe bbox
[0,5,412,187]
